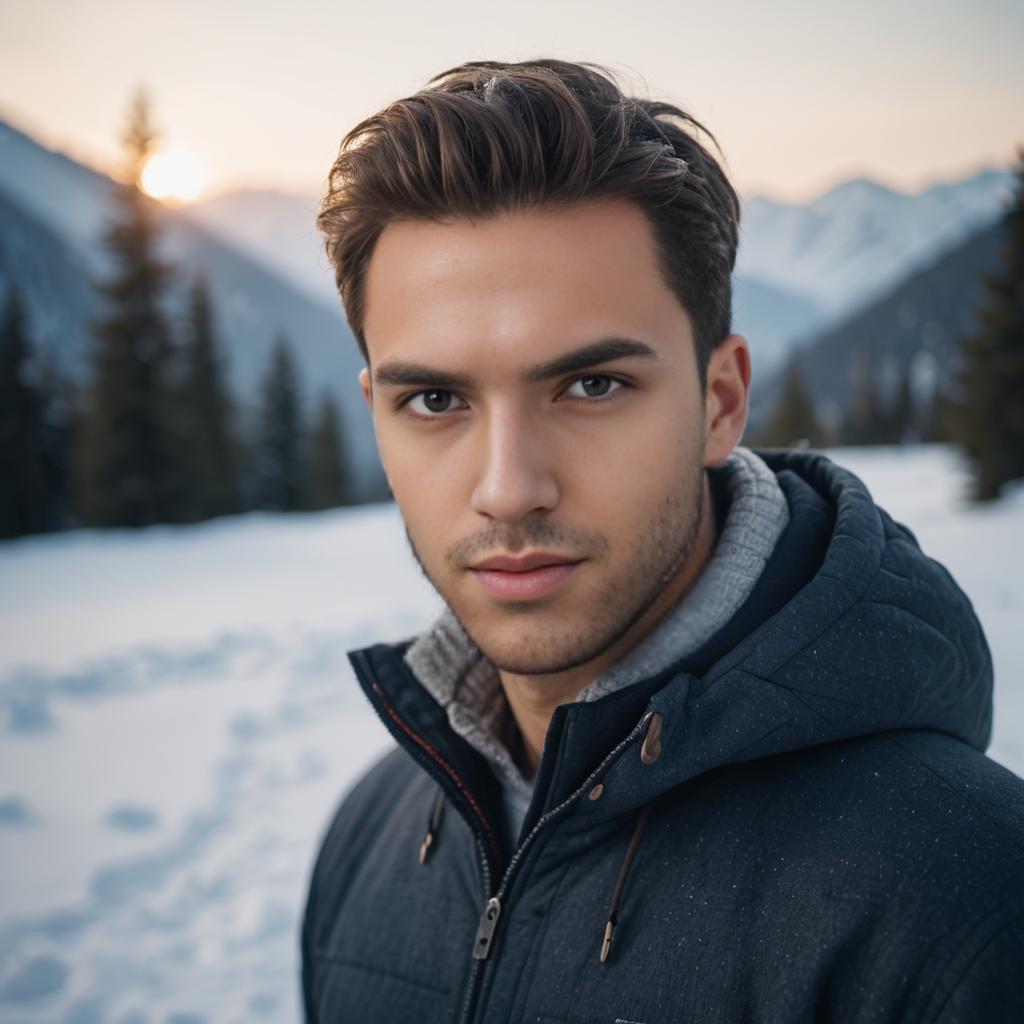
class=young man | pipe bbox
[301,59,1024,1023]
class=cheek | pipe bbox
[567,403,699,500]
[562,439,691,545]
[378,433,463,559]
[376,420,427,492]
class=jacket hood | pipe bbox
[347,447,993,846]
[584,447,993,817]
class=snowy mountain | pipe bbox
[191,167,1013,378]
[188,190,827,376]
[737,168,1014,321]
[186,190,829,375]
[0,188,98,380]
[731,275,824,376]
[187,189,334,307]
[0,118,385,499]
[748,212,1008,429]
[3,109,1012,458]
[0,119,113,262]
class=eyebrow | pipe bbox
[372,337,660,390]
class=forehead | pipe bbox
[361,198,692,368]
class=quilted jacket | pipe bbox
[300,448,1024,1023]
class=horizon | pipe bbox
[1,0,1020,206]
[0,101,1015,211]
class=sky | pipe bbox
[0,0,1021,204]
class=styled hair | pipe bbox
[317,58,740,389]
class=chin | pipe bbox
[460,614,613,677]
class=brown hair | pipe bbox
[317,58,740,389]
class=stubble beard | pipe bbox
[402,465,708,678]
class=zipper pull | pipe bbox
[473,896,502,960]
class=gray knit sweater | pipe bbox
[404,446,790,845]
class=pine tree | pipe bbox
[0,286,48,538]
[889,363,915,444]
[176,275,241,521]
[254,335,305,511]
[39,357,78,532]
[950,146,1024,500]
[758,354,825,448]
[922,384,957,444]
[76,89,185,527]
[306,393,353,510]
[843,359,887,446]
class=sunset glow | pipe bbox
[140,147,206,203]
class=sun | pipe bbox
[140,147,206,204]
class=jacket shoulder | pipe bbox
[760,731,1024,1020]
[881,729,1024,851]
[322,745,420,842]
[301,744,430,936]
[310,744,425,871]
[300,744,443,1021]
[759,729,1024,881]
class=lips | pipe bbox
[468,552,584,601]
[470,552,582,572]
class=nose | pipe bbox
[469,405,560,524]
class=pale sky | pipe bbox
[1,0,1021,203]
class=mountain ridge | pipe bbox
[0,117,386,499]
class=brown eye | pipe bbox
[406,389,467,417]
[424,390,452,412]
[565,375,623,400]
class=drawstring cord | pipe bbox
[600,708,662,962]
[419,787,446,865]
[600,803,652,962]
[415,709,662,963]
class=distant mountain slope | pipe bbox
[749,212,1008,428]
[186,189,333,305]
[190,191,826,378]
[732,275,824,376]
[0,118,114,259]
[738,169,1013,320]
[0,118,384,498]
[0,186,97,379]
[191,167,1014,381]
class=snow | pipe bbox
[0,444,1021,1022]
[737,168,1014,320]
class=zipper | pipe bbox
[457,708,656,1023]
[352,649,655,1024]
[356,654,503,876]
[473,897,502,958]
[348,654,498,1024]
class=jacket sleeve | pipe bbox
[299,842,322,1024]
[297,746,407,1022]
[928,911,1024,1023]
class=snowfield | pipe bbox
[0,444,1021,1023]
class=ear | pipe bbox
[703,333,751,468]
[359,367,372,409]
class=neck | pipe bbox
[499,474,719,778]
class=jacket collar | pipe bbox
[400,446,790,799]
[348,448,993,835]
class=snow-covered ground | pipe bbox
[0,444,1021,1023]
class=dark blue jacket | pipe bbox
[301,449,1024,1023]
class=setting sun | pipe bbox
[140,147,206,203]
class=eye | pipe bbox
[563,374,626,400]
[403,389,469,418]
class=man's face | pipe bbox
[360,198,720,677]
